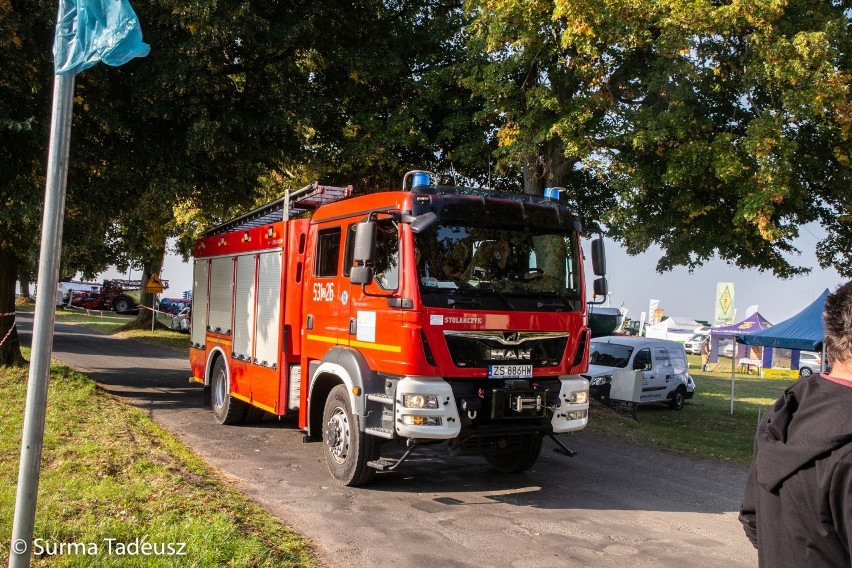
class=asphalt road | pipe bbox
[17,313,758,567]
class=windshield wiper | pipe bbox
[536,292,576,310]
[445,286,516,310]
[490,289,516,310]
[447,296,481,308]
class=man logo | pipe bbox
[487,348,532,360]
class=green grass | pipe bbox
[17,299,189,351]
[55,309,137,334]
[34,306,190,352]
[1,355,315,567]
[111,324,190,353]
[585,355,794,464]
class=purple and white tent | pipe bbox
[708,312,773,363]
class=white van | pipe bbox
[583,336,695,410]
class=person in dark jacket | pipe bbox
[739,280,852,567]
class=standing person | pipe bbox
[700,336,710,371]
[739,281,852,567]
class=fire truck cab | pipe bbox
[189,171,605,485]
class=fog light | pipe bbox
[565,410,588,421]
[403,394,438,409]
[571,391,588,404]
[402,415,442,426]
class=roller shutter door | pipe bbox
[208,257,234,335]
[190,260,209,347]
[254,251,282,367]
[232,254,257,360]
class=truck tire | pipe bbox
[211,357,247,425]
[113,295,132,313]
[668,386,686,411]
[485,435,543,473]
[322,384,379,486]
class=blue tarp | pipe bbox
[54,0,150,75]
[740,289,829,351]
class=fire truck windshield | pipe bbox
[411,192,582,312]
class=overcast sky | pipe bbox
[100,226,845,327]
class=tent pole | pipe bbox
[730,338,736,415]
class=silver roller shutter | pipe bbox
[254,251,282,368]
[208,257,234,335]
[232,254,257,360]
[190,260,209,347]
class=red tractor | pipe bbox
[70,279,140,313]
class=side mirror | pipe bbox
[353,221,377,262]
[410,211,438,234]
[593,277,608,297]
[350,265,374,285]
[591,237,606,277]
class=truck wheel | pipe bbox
[322,384,379,486]
[485,435,543,473]
[668,387,686,411]
[113,296,132,313]
[211,357,246,425]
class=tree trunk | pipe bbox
[0,249,25,366]
[522,154,543,196]
[134,240,167,325]
[18,265,32,298]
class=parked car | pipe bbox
[684,334,708,355]
[582,336,696,410]
[719,338,734,358]
[171,306,191,333]
[798,351,822,376]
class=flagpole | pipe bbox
[9,70,75,568]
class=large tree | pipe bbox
[463,0,852,276]
[0,0,56,365]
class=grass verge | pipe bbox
[1,357,315,567]
[16,303,190,352]
[73,310,190,352]
[585,357,794,464]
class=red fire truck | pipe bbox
[189,171,607,485]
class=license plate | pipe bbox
[488,364,533,379]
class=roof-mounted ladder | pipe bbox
[205,183,353,236]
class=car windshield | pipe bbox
[589,342,634,368]
[412,190,582,312]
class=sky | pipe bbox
[596,237,843,325]
[98,226,844,327]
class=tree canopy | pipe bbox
[464,0,852,277]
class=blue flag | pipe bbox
[54,0,150,75]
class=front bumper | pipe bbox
[389,375,589,441]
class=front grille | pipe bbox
[444,331,568,368]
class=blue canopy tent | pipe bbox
[740,289,829,373]
[740,289,829,352]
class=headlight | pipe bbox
[570,391,588,404]
[589,376,611,386]
[403,394,439,409]
[402,415,442,426]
